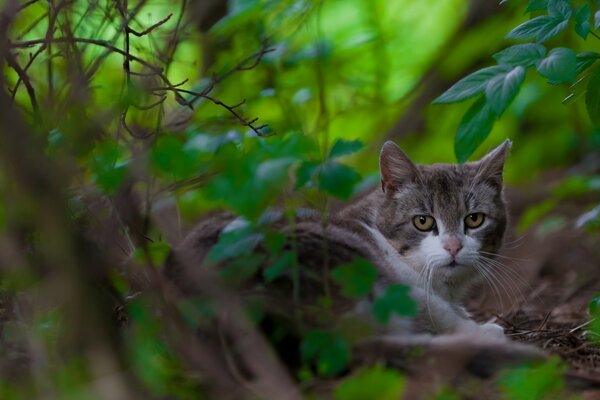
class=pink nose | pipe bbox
[443,238,463,257]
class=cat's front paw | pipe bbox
[478,322,505,338]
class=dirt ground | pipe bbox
[466,173,600,396]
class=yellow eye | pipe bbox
[413,215,435,231]
[465,213,485,229]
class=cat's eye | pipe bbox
[413,215,435,231]
[465,213,485,229]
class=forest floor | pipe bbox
[467,170,600,398]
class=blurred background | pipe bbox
[1,0,600,398]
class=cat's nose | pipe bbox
[443,238,463,257]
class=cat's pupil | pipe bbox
[469,214,477,221]
[419,216,426,224]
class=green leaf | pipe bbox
[506,16,550,39]
[589,294,600,315]
[506,15,568,43]
[209,226,264,262]
[536,47,577,83]
[547,0,571,20]
[526,0,548,12]
[485,66,526,115]
[145,241,171,266]
[318,162,361,199]
[219,254,265,285]
[263,251,295,282]
[576,52,600,75]
[301,330,351,376]
[575,4,591,39]
[536,18,569,42]
[331,258,378,299]
[335,366,406,400]
[371,284,417,324]
[493,44,546,67]
[454,97,497,163]
[595,10,600,29]
[586,68,600,128]
[433,66,510,104]
[295,160,321,189]
[328,139,364,159]
[499,357,567,400]
[90,141,128,193]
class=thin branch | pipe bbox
[128,13,173,37]
[5,51,39,117]
[10,44,46,100]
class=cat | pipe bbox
[165,139,512,340]
[337,139,511,336]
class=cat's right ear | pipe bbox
[379,141,418,193]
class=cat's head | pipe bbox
[375,140,511,291]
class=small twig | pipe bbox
[569,317,598,334]
[128,13,173,37]
[10,44,46,100]
[5,51,39,117]
[130,95,167,111]
[536,310,553,331]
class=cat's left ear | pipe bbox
[474,139,512,185]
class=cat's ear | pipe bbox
[379,141,419,193]
[474,139,512,185]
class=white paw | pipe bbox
[478,322,505,338]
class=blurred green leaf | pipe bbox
[433,66,509,104]
[595,10,600,29]
[518,199,557,232]
[263,251,295,282]
[331,258,377,299]
[547,0,571,20]
[329,139,364,159]
[499,357,567,400]
[454,97,497,163]
[536,47,576,83]
[90,140,128,193]
[493,44,546,67]
[589,294,600,315]
[134,241,171,266]
[485,65,526,115]
[220,253,265,285]
[296,160,320,189]
[318,162,361,199]
[575,52,600,75]
[301,330,351,377]
[209,226,264,263]
[372,284,417,323]
[526,0,548,12]
[335,366,406,400]
[586,68,600,127]
[574,4,591,39]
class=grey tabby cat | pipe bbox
[166,139,512,339]
[339,139,510,336]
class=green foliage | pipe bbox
[334,366,406,400]
[536,47,577,83]
[331,258,378,298]
[435,0,600,161]
[455,97,497,163]
[371,284,417,324]
[318,162,362,199]
[301,329,352,377]
[499,357,567,400]
[586,68,600,127]
[90,140,129,193]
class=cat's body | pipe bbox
[165,140,512,339]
